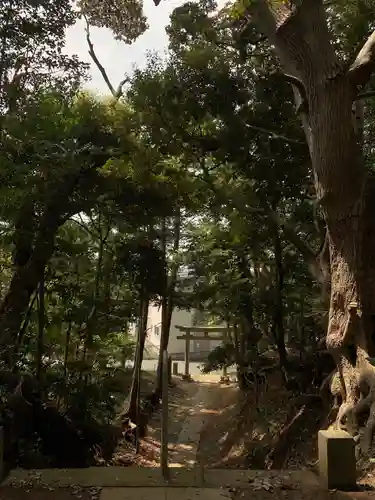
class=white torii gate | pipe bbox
[175,325,232,382]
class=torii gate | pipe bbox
[175,325,232,382]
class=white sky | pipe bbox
[64,0,188,95]
[64,0,227,95]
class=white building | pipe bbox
[143,304,222,359]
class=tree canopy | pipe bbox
[1,0,375,470]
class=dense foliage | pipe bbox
[1,0,375,468]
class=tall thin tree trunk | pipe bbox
[122,321,129,368]
[16,289,38,352]
[237,321,250,390]
[155,212,181,395]
[232,322,245,389]
[236,251,260,353]
[36,272,45,383]
[81,221,109,384]
[63,320,72,381]
[272,224,287,372]
[165,210,181,336]
[127,292,149,420]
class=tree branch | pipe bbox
[356,89,375,99]
[251,0,338,84]
[244,122,305,145]
[348,32,375,89]
[277,73,309,114]
[282,74,306,97]
[84,16,128,100]
[200,159,322,282]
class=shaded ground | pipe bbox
[111,376,200,466]
[0,486,367,500]
[0,487,101,500]
[4,371,375,499]
[196,371,375,489]
[234,489,375,500]
[196,382,241,468]
[2,472,375,500]
[197,371,292,469]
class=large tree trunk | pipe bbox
[0,207,63,365]
[250,0,375,452]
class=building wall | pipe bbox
[140,303,224,358]
[168,308,193,354]
[145,303,194,355]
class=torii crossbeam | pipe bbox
[175,325,232,382]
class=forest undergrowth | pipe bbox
[197,371,319,470]
[197,369,375,485]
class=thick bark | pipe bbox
[250,0,375,450]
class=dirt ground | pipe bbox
[1,484,374,500]
[0,487,101,500]
[3,372,375,499]
[234,489,375,500]
[111,376,200,466]
[197,372,294,469]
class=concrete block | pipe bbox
[318,429,356,490]
[100,487,169,500]
[100,487,231,500]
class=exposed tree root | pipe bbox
[323,346,375,455]
[324,297,375,455]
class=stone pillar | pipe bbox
[318,429,356,490]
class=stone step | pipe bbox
[3,467,320,489]
[100,487,231,500]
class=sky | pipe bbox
[64,0,189,95]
